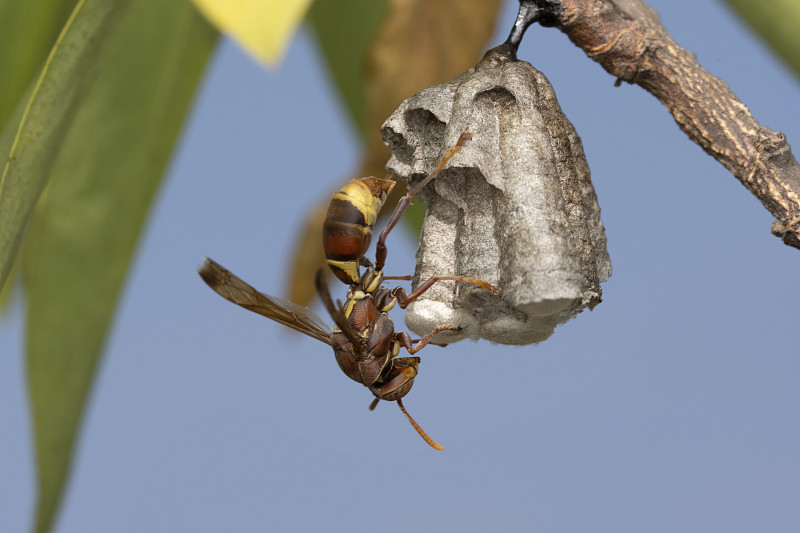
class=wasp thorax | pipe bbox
[381,45,612,345]
[346,288,367,300]
[359,266,383,294]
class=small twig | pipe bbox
[504,0,563,57]
[511,0,800,250]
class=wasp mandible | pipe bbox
[199,132,497,450]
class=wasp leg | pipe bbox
[395,325,460,355]
[409,340,449,347]
[375,132,472,270]
[391,275,498,309]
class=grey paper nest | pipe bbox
[381,49,612,345]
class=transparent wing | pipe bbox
[315,267,364,355]
[198,257,332,345]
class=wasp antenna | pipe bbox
[368,398,380,411]
[397,398,444,451]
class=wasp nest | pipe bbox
[381,47,612,345]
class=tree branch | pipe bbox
[514,0,800,249]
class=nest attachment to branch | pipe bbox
[381,47,612,345]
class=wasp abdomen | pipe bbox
[323,177,395,284]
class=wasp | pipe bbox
[199,132,497,450]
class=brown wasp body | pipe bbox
[199,132,496,450]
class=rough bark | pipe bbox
[533,0,800,249]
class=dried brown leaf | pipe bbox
[288,0,503,305]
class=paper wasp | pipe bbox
[199,132,497,450]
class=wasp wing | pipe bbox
[199,257,332,345]
[314,267,364,355]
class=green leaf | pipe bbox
[22,1,216,532]
[306,0,389,139]
[0,0,131,292]
[0,0,76,132]
[723,0,800,78]
[0,0,78,312]
[288,0,503,305]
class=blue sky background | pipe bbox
[2,1,799,531]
